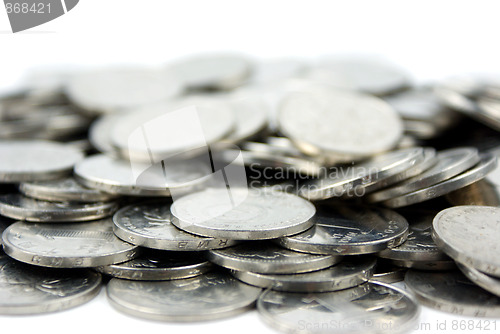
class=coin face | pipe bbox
[232,257,376,292]
[112,201,237,251]
[433,205,500,277]
[0,257,102,315]
[171,188,316,240]
[279,205,409,255]
[106,271,262,321]
[208,241,341,274]
[278,89,403,160]
[2,219,138,268]
[0,140,84,182]
[405,270,500,317]
[258,282,419,334]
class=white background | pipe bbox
[1,1,500,334]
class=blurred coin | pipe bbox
[88,113,122,154]
[250,58,305,84]
[446,180,500,206]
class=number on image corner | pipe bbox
[4,2,51,14]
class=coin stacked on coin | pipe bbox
[1,53,500,333]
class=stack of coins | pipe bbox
[1,53,500,333]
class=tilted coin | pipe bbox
[106,271,261,321]
[458,263,500,298]
[88,113,123,154]
[0,257,102,315]
[370,260,407,284]
[0,193,118,222]
[432,205,500,277]
[19,177,118,203]
[381,154,497,208]
[232,257,376,292]
[95,250,212,281]
[113,201,237,251]
[207,241,341,274]
[405,270,500,317]
[446,180,500,206]
[171,188,316,240]
[278,89,403,161]
[0,140,83,182]
[368,147,480,203]
[258,282,419,334]
[2,219,138,268]
[278,205,408,255]
[224,93,269,143]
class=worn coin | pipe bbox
[458,263,500,298]
[278,205,408,255]
[0,257,102,315]
[2,219,138,268]
[106,271,261,321]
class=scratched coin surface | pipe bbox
[278,206,408,255]
[2,219,138,268]
[171,188,316,240]
[208,241,341,274]
[113,202,237,251]
[405,270,500,317]
[95,250,212,281]
[258,282,419,334]
[0,193,118,222]
[0,140,84,182]
[106,271,261,321]
[232,257,376,292]
[432,205,500,277]
[0,257,102,315]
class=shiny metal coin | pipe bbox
[0,257,102,315]
[207,241,341,274]
[0,140,83,182]
[389,258,456,271]
[0,193,118,222]
[223,93,269,143]
[232,257,376,292]
[446,180,500,206]
[433,205,500,277]
[458,263,500,298]
[381,154,497,208]
[19,177,118,203]
[370,261,407,284]
[106,271,261,321]
[258,282,419,334]
[113,201,237,251]
[279,206,408,255]
[171,188,316,240]
[95,250,212,281]
[369,147,480,203]
[2,219,138,268]
[278,89,403,161]
[88,113,122,154]
[405,270,500,317]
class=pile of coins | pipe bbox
[1,53,500,333]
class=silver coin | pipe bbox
[113,201,237,251]
[389,258,456,271]
[369,147,480,202]
[88,113,123,154]
[2,219,138,268]
[446,180,500,206]
[106,271,261,321]
[278,89,403,161]
[433,205,500,277]
[458,263,500,298]
[370,261,407,284]
[378,211,453,269]
[0,257,102,315]
[278,206,408,255]
[19,177,118,203]
[224,93,269,143]
[66,66,182,114]
[0,193,118,222]
[405,270,500,317]
[258,282,419,334]
[299,147,426,200]
[168,53,252,91]
[95,250,212,281]
[402,119,441,140]
[171,188,315,240]
[207,241,341,274]
[74,154,210,196]
[0,140,83,182]
[381,154,497,208]
[233,257,376,292]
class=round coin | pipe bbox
[2,219,138,268]
[278,205,408,255]
[0,257,102,315]
[458,263,500,298]
[171,188,316,240]
[106,271,261,321]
